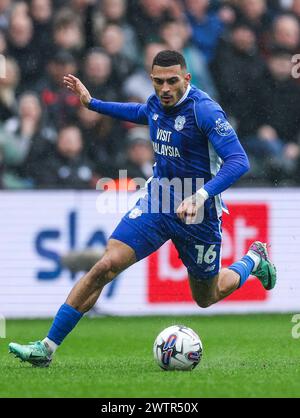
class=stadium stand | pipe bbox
[0,0,300,188]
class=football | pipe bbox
[153,325,203,371]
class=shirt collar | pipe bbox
[175,84,191,107]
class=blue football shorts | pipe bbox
[110,195,222,280]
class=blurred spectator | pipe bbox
[0,0,11,31]
[128,0,182,46]
[211,23,266,137]
[159,19,219,99]
[77,106,122,178]
[271,14,300,53]
[243,125,287,183]
[35,50,80,129]
[124,127,154,180]
[184,0,226,62]
[98,24,136,86]
[235,0,271,38]
[29,0,54,71]
[34,125,95,189]
[52,8,84,60]
[243,49,300,182]
[2,91,56,185]
[7,10,43,91]
[83,48,119,100]
[254,49,300,143]
[0,57,19,121]
[123,42,167,102]
[98,0,140,62]
[66,0,98,50]
[30,0,52,22]
[69,0,95,13]
[0,0,299,188]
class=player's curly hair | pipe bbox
[152,50,187,69]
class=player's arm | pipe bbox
[195,101,250,199]
[63,74,148,125]
[177,101,249,223]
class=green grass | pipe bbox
[1,314,300,398]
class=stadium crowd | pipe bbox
[0,0,300,189]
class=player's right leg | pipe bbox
[64,239,136,313]
[9,197,169,367]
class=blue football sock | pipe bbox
[228,256,255,289]
[47,304,83,345]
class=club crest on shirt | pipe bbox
[174,115,186,131]
[215,118,233,136]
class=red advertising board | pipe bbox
[148,204,269,303]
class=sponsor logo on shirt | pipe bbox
[153,142,181,158]
[155,128,180,157]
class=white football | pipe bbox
[153,325,203,371]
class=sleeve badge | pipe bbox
[214,118,234,136]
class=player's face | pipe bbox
[151,65,191,108]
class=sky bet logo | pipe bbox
[35,211,107,280]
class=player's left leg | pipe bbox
[170,213,277,308]
[189,269,240,308]
[189,241,277,308]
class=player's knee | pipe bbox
[198,300,214,309]
[193,296,213,309]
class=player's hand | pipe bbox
[63,74,92,107]
[176,193,205,225]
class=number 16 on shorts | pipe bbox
[195,245,217,265]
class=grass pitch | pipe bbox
[1,314,299,398]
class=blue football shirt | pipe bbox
[89,85,249,217]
